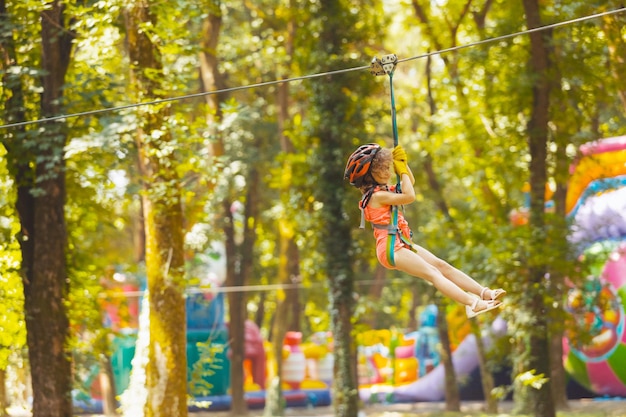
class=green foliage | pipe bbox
[516,369,549,390]
[490,368,550,404]
[3,1,626,413]
[0,145,25,371]
[188,338,224,397]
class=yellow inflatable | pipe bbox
[566,148,626,215]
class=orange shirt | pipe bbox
[361,186,413,269]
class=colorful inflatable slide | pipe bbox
[563,136,626,396]
[567,136,626,247]
[356,305,507,403]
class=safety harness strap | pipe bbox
[372,221,414,245]
[387,206,399,265]
[371,211,417,266]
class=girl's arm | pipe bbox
[372,174,416,206]
[404,164,415,186]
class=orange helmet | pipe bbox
[344,143,381,187]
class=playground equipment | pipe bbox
[301,332,334,386]
[355,305,495,403]
[73,239,333,413]
[282,332,306,389]
[566,136,626,217]
[567,136,626,247]
[78,278,334,413]
[562,136,626,397]
[357,328,418,389]
[563,243,626,396]
[77,288,333,413]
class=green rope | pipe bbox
[371,54,403,267]
[387,68,400,267]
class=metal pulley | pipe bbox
[370,54,398,76]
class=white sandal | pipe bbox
[480,287,507,302]
[466,297,502,318]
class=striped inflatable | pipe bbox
[563,243,626,396]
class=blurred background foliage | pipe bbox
[1,0,626,413]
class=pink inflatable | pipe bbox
[579,135,626,156]
[563,244,626,396]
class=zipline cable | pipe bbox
[0,6,624,131]
[100,276,418,299]
[396,6,626,65]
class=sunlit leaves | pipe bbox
[516,369,549,390]
[2,2,626,408]
[0,145,25,370]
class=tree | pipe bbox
[123,1,187,415]
[312,76,360,417]
[599,2,626,113]
[0,1,75,415]
[436,298,460,411]
[195,2,252,413]
[258,2,307,415]
[308,1,382,415]
[411,0,508,221]
[514,1,556,416]
[405,4,508,410]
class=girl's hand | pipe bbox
[393,146,414,184]
[393,145,407,162]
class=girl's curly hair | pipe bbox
[359,147,392,192]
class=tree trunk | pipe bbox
[436,298,460,412]
[549,117,570,411]
[196,6,251,414]
[199,1,227,125]
[231,162,261,417]
[517,1,555,416]
[264,59,301,416]
[124,2,188,416]
[470,320,497,413]
[550,331,568,410]
[25,129,73,417]
[100,355,118,416]
[254,292,266,330]
[0,369,6,417]
[264,233,299,417]
[310,4,360,408]
[223,200,248,417]
[406,286,420,332]
[140,135,187,417]
[311,0,361,407]
[424,52,488,410]
[224,247,246,417]
[7,3,76,416]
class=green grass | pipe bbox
[367,410,624,417]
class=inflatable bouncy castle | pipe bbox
[563,244,626,397]
[356,305,506,403]
[563,136,626,397]
[567,136,626,247]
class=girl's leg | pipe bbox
[394,248,492,311]
[410,243,485,296]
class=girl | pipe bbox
[344,143,505,318]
